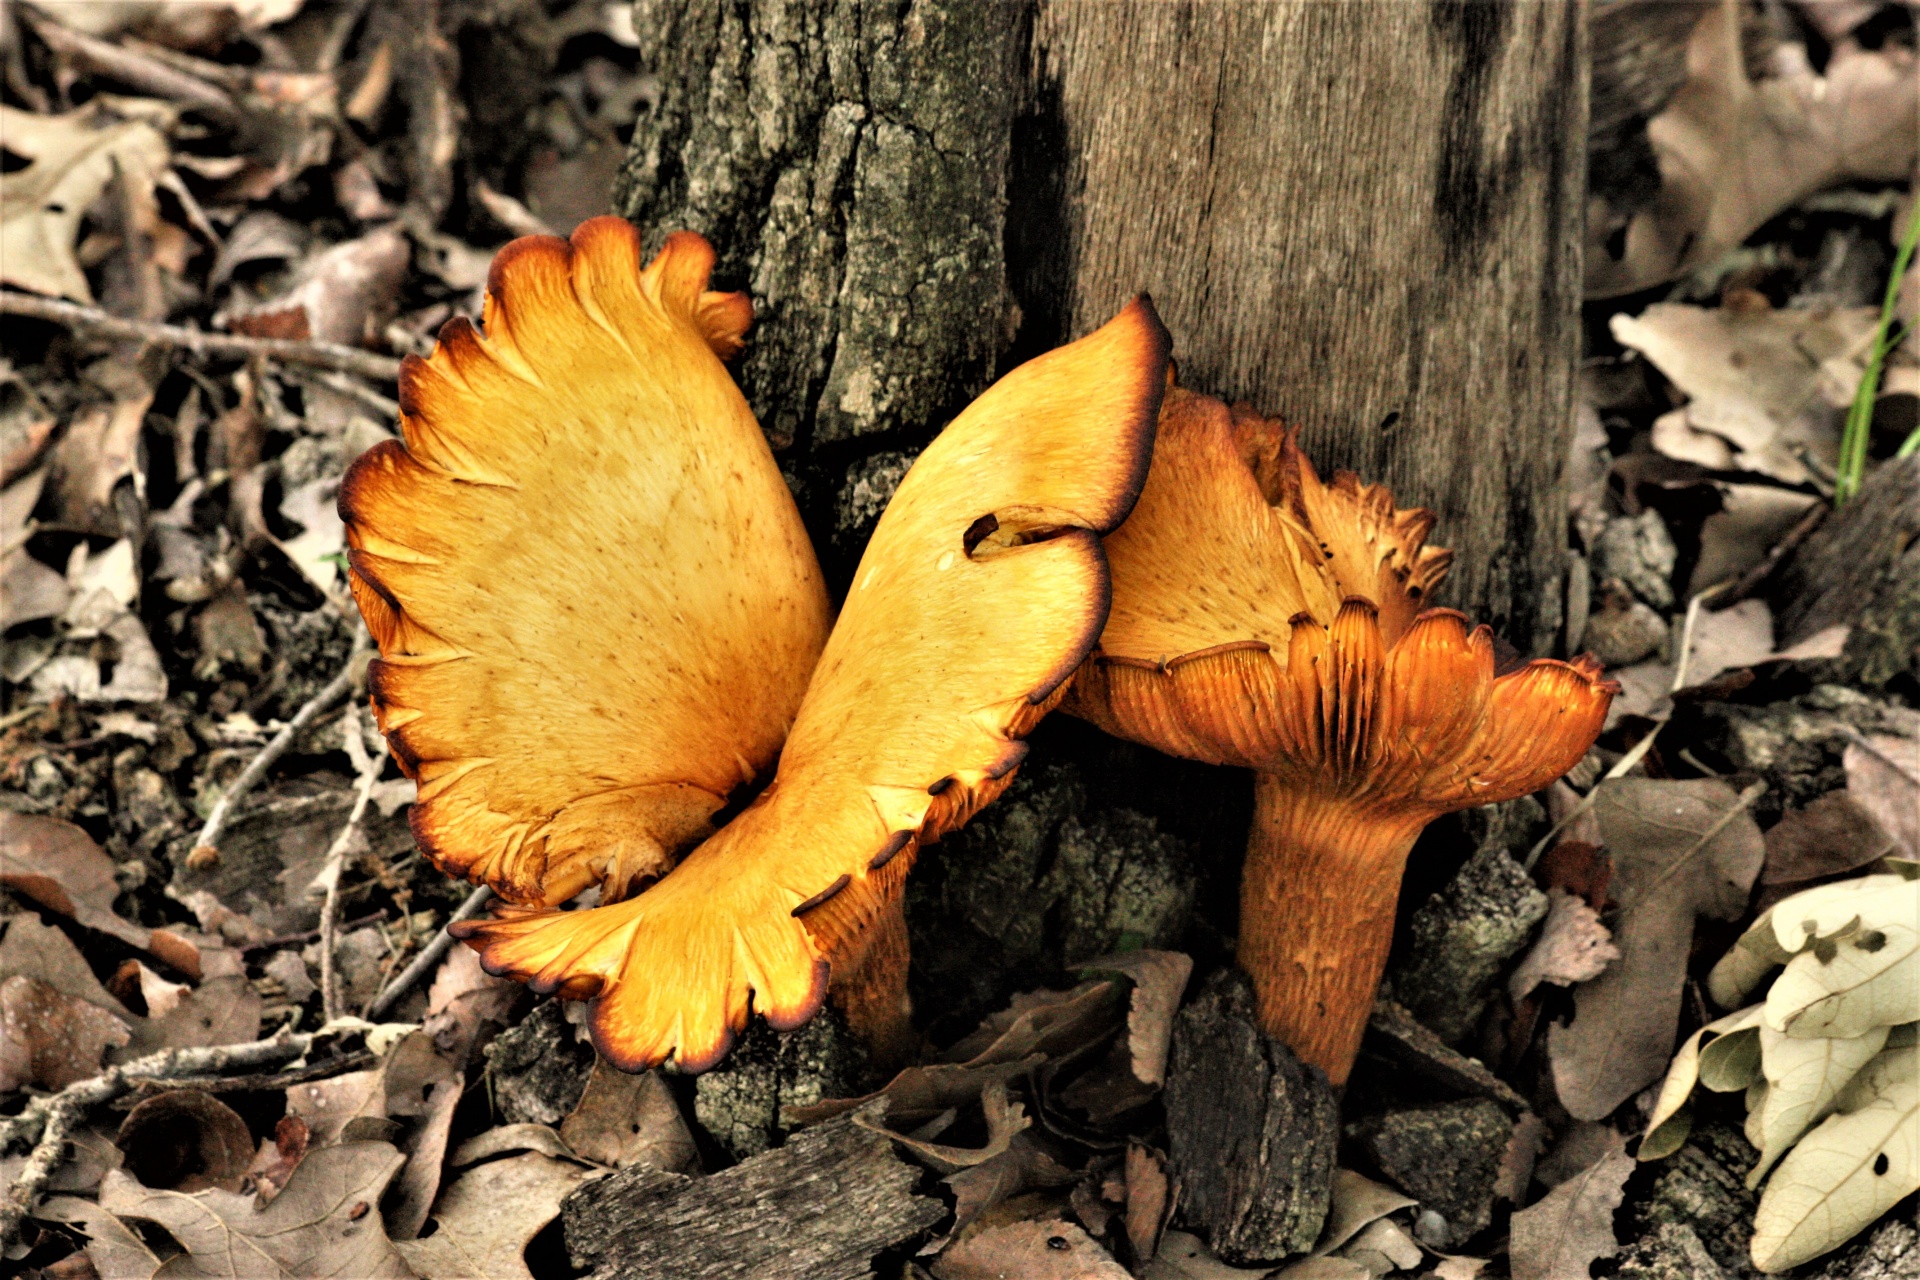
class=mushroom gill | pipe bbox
[1066,386,1615,1084]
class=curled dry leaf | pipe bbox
[856,1077,1032,1174]
[1642,1003,1765,1160]
[1506,1132,1633,1280]
[1,812,199,968]
[1078,949,1194,1087]
[1548,778,1765,1120]
[1747,1022,1890,1186]
[223,225,410,345]
[1508,889,1622,1003]
[1760,873,1919,1040]
[113,1089,255,1193]
[1310,1169,1417,1259]
[96,1141,413,1279]
[395,1151,603,1280]
[1613,303,1881,486]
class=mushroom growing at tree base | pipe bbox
[1067,387,1615,1085]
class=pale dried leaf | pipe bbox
[1764,875,1919,1038]
[1510,889,1621,1002]
[36,1195,162,1280]
[395,1151,601,1280]
[558,1059,697,1171]
[0,103,170,302]
[1749,1023,1890,1186]
[1311,1169,1418,1258]
[1642,1003,1766,1161]
[97,1141,412,1279]
[448,1124,576,1169]
[933,1218,1132,1279]
[1750,1044,1920,1272]
[1507,1133,1633,1280]
[1549,779,1766,1120]
[0,974,131,1090]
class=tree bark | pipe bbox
[617,0,1586,655]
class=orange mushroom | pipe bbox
[341,216,1169,1071]
[1064,387,1615,1085]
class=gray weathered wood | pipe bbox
[1163,971,1338,1265]
[617,0,1587,653]
[561,1105,944,1280]
[1016,0,1587,653]
[1773,457,1920,686]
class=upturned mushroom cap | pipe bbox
[450,293,1171,1071]
[341,220,830,909]
[1068,385,1613,815]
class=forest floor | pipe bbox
[1,1,1917,1279]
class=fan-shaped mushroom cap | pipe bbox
[340,219,831,910]
[454,298,1171,1071]
[1069,386,1609,798]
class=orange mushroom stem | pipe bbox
[1066,388,1614,1085]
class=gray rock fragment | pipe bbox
[1348,1098,1512,1249]
[693,1009,866,1161]
[1615,1222,1729,1280]
[1388,839,1549,1044]
[485,1000,596,1127]
[1590,509,1678,610]
[1164,970,1337,1265]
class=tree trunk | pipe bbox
[617,0,1586,655]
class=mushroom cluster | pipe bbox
[1065,388,1616,1084]
[341,216,1170,1071]
[342,218,1612,1083]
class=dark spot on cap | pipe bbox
[868,831,911,871]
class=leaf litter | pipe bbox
[1,1,1918,1277]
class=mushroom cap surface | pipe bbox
[1069,387,1614,810]
[452,296,1171,1071]
[341,219,829,908]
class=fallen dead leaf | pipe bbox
[941,1129,1078,1245]
[558,1057,698,1172]
[0,101,171,302]
[1548,778,1765,1120]
[35,1195,164,1280]
[1310,1169,1417,1258]
[395,1151,602,1280]
[1147,1230,1276,1278]
[0,912,134,1018]
[858,1077,1032,1174]
[1761,791,1895,888]
[934,1217,1133,1280]
[97,1141,413,1279]
[1843,734,1918,859]
[422,942,519,1069]
[1750,1041,1919,1272]
[1126,1142,1176,1266]
[449,1124,578,1169]
[245,1114,310,1205]
[223,224,409,345]
[1,811,198,965]
[114,1089,255,1193]
[1508,889,1622,1003]
[1506,1132,1633,1280]
[1587,0,1919,297]
[0,974,131,1090]
[1078,949,1193,1087]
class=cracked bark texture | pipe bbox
[617,0,1587,653]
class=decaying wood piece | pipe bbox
[1774,457,1920,684]
[1162,971,1339,1266]
[560,1104,944,1280]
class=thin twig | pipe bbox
[190,630,369,865]
[318,703,388,1023]
[367,883,493,1021]
[1710,500,1829,611]
[20,7,239,121]
[238,908,390,954]
[1,1032,312,1246]
[0,292,403,381]
[121,1048,378,1104]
